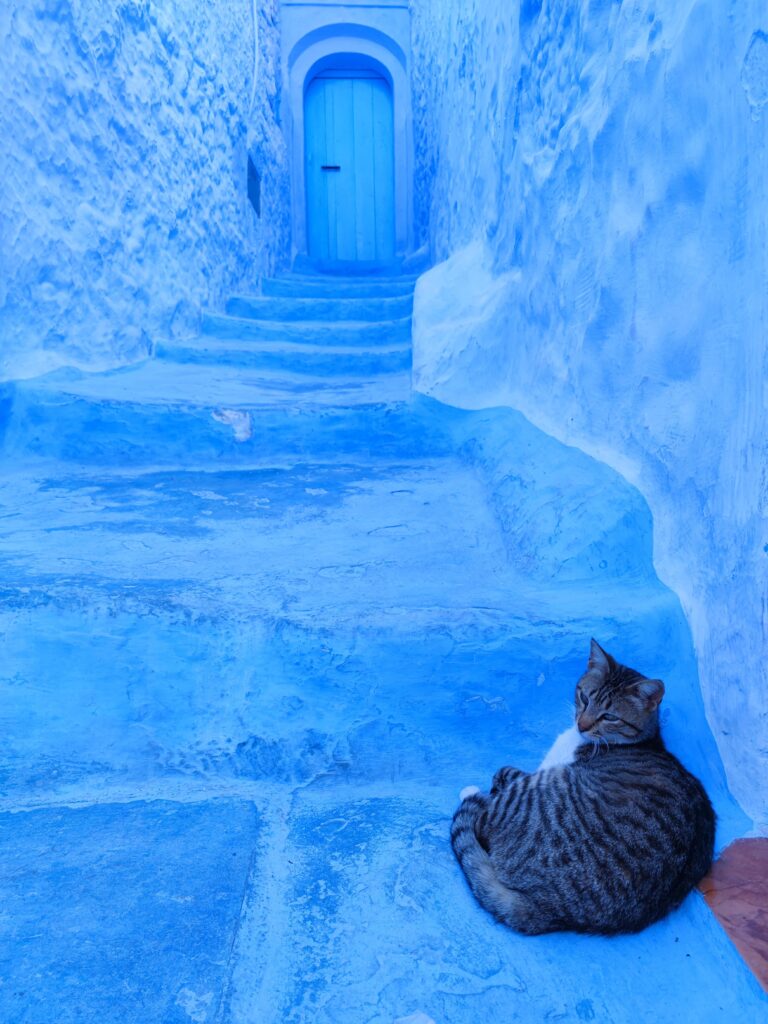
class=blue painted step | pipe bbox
[261,275,416,299]
[0,383,445,465]
[292,254,402,275]
[3,258,764,1024]
[3,356,760,1020]
[0,800,259,1024]
[200,312,412,347]
[156,336,411,376]
[0,393,735,822]
[226,293,413,323]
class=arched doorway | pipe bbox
[304,66,395,262]
[281,13,414,262]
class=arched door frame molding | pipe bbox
[285,27,413,260]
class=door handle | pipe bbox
[321,165,341,171]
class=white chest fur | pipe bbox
[537,724,583,771]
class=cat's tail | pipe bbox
[450,793,544,935]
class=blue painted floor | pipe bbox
[0,273,765,1023]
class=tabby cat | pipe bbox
[451,639,715,935]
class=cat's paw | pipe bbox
[459,785,481,801]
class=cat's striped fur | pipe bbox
[451,640,715,935]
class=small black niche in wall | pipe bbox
[247,155,261,217]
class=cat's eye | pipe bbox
[602,713,620,723]
[577,690,588,707]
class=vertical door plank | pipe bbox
[324,80,339,260]
[305,79,329,259]
[353,79,377,261]
[333,78,357,261]
[371,77,395,259]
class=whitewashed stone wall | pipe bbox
[411,0,768,829]
[1,0,290,380]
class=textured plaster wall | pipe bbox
[0,0,290,381]
[410,1,768,828]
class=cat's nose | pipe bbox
[577,714,596,733]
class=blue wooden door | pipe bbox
[305,72,395,262]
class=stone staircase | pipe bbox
[159,274,415,376]
[0,271,764,1023]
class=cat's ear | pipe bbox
[628,678,665,711]
[588,638,611,675]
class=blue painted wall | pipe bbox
[0,0,290,382]
[411,0,768,831]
